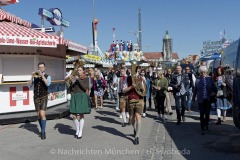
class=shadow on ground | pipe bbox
[19,122,39,136]
[53,123,75,136]
[92,125,134,143]
[94,116,122,125]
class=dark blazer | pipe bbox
[170,72,190,95]
[192,76,217,103]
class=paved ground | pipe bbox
[0,99,240,160]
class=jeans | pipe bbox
[186,88,193,110]
[174,93,187,122]
[116,93,120,110]
[108,83,114,100]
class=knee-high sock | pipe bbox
[78,118,84,137]
[41,120,46,133]
[217,109,221,118]
[73,119,80,136]
[223,110,226,117]
[38,119,42,131]
[132,121,136,131]
[135,122,142,138]
[122,112,127,123]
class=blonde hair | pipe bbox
[157,70,165,79]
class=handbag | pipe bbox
[217,90,223,97]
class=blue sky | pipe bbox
[2,0,240,59]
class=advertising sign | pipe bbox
[38,8,70,27]
[68,41,88,53]
[83,54,101,61]
[0,36,58,48]
[48,82,66,101]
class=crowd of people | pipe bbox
[29,60,233,143]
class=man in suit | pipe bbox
[170,65,190,125]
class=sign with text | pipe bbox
[38,8,70,27]
[83,54,101,61]
[0,36,58,48]
[12,93,27,101]
[68,41,87,53]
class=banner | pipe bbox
[68,41,87,53]
[0,36,58,48]
[83,54,101,61]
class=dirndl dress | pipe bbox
[216,78,232,110]
[70,92,90,114]
[216,97,232,110]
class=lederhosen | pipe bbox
[127,76,144,116]
[33,74,49,112]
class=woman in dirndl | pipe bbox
[214,66,232,125]
[93,71,107,109]
[68,65,90,139]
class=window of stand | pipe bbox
[0,55,65,84]
[1,56,34,83]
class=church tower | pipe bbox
[162,30,172,60]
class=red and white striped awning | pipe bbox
[0,8,31,28]
[0,21,59,48]
[0,9,87,51]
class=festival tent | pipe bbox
[0,8,86,114]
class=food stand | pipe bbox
[0,9,87,114]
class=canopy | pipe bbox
[0,8,87,51]
[0,21,59,47]
[0,8,31,27]
[200,53,221,61]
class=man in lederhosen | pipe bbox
[28,62,51,140]
[123,64,144,145]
